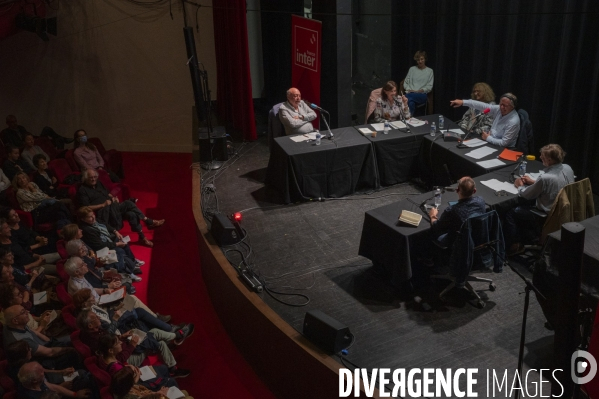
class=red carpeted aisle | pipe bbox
[117,152,275,398]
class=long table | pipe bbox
[265,127,378,203]
[354,114,454,186]
[419,131,523,187]
[358,161,544,288]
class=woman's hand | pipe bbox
[401,95,408,105]
[61,367,75,376]
[108,281,121,290]
[36,236,49,246]
[104,199,112,207]
[449,99,463,108]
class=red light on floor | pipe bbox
[233,212,242,222]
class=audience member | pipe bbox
[458,83,496,135]
[77,207,143,281]
[22,133,50,170]
[0,168,10,205]
[278,87,317,136]
[403,50,434,115]
[1,115,73,149]
[32,154,67,200]
[450,93,520,147]
[73,129,120,182]
[110,365,193,398]
[3,145,35,180]
[504,144,575,254]
[77,170,164,247]
[370,80,411,123]
[0,262,38,312]
[0,207,58,255]
[17,361,91,399]
[77,309,190,378]
[12,172,71,229]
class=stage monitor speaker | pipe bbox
[199,126,228,162]
[303,310,351,354]
[210,214,241,246]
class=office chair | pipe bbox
[431,211,504,308]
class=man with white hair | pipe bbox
[278,87,317,136]
[77,168,164,247]
[64,256,170,322]
[17,361,91,399]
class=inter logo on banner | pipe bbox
[294,25,319,72]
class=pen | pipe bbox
[38,292,46,301]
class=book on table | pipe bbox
[398,210,422,227]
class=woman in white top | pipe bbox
[12,172,71,228]
[403,50,434,115]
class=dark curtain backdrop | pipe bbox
[389,0,599,192]
[213,0,257,141]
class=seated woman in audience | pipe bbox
[59,223,84,258]
[21,133,50,170]
[0,262,61,314]
[0,283,70,337]
[32,154,69,201]
[73,129,120,182]
[97,334,179,390]
[403,50,434,115]
[0,168,10,206]
[66,239,134,295]
[369,80,411,123]
[110,365,193,399]
[0,207,58,255]
[13,172,72,229]
[3,145,35,181]
[458,82,496,135]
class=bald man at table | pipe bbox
[278,87,317,136]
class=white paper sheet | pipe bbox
[98,287,126,305]
[477,159,506,169]
[526,171,544,180]
[305,132,319,140]
[33,291,47,305]
[462,138,487,147]
[167,387,186,399]
[122,235,131,244]
[406,118,426,126]
[289,135,309,142]
[464,146,497,159]
[445,128,465,135]
[358,128,374,134]
[139,366,157,381]
[390,121,406,129]
[129,328,147,344]
[480,179,519,194]
[370,123,385,131]
[63,371,79,382]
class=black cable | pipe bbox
[195,3,200,32]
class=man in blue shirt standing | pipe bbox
[450,93,520,148]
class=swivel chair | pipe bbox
[431,211,504,308]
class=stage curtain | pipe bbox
[213,0,257,141]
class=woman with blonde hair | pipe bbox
[458,82,496,135]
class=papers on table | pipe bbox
[370,123,385,131]
[498,148,523,161]
[526,171,544,180]
[445,128,465,135]
[464,146,498,159]
[63,371,79,382]
[480,179,519,195]
[390,121,406,129]
[305,132,319,140]
[33,291,47,305]
[476,159,506,169]
[167,387,186,399]
[139,366,157,381]
[358,127,374,135]
[407,118,426,127]
[98,287,126,305]
[129,328,147,344]
[462,138,487,148]
[289,135,309,142]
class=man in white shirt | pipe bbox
[278,87,317,136]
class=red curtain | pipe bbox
[212,0,257,141]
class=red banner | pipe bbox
[291,15,322,128]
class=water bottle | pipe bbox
[434,188,442,207]
[519,160,527,177]
[315,131,322,146]
[384,120,390,134]
[430,122,436,137]
[439,115,445,130]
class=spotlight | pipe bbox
[15,13,57,42]
[233,212,242,222]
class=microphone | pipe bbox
[443,187,456,192]
[305,101,328,113]
[305,101,333,139]
[456,108,492,148]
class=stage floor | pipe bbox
[204,136,554,397]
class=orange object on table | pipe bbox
[498,148,524,161]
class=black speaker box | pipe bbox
[303,310,351,354]
[210,214,241,246]
[199,126,228,162]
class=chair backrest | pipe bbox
[84,356,112,387]
[49,158,78,184]
[62,304,78,330]
[515,109,534,154]
[88,138,107,156]
[71,329,93,358]
[542,178,595,241]
[451,211,505,284]
[268,102,285,147]
[34,136,59,159]
[56,282,72,306]
[64,149,79,172]
[365,88,382,123]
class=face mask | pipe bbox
[79,136,88,143]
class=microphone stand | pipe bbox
[396,97,411,134]
[320,110,334,140]
[509,155,525,183]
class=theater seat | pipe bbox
[61,304,78,330]
[64,149,80,172]
[57,239,68,259]
[268,102,285,148]
[56,259,69,281]
[100,386,113,399]
[71,330,92,358]
[34,136,65,160]
[56,282,72,306]
[514,109,534,155]
[85,356,112,387]
[89,138,124,179]
[0,359,16,392]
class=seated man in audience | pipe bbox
[77,206,142,280]
[1,115,73,149]
[1,207,58,255]
[450,93,520,147]
[77,169,164,247]
[3,305,82,370]
[22,133,50,170]
[3,145,35,181]
[278,87,317,136]
[77,309,190,378]
[17,361,91,399]
[504,144,575,254]
[64,256,167,320]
